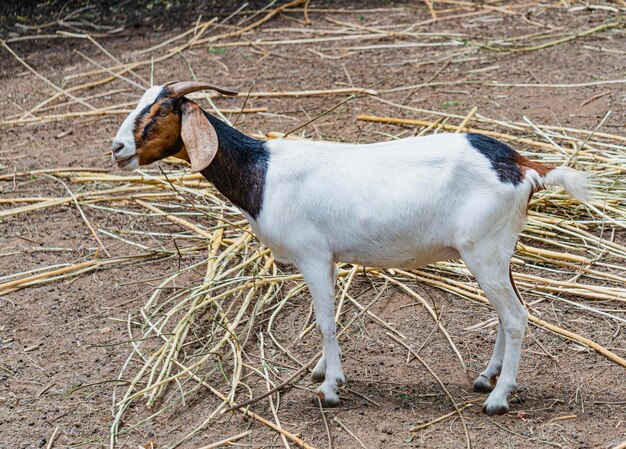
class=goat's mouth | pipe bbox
[115,154,137,168]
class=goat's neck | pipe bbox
[200,112,269,219]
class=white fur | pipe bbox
[241,133,588,411]
[544,166,589,202]
[112,86,589,412]
[112,85,163,170]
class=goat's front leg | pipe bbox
[298,259,345,406]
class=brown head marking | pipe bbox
[112,82,238,170]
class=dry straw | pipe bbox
[2,2,625,448]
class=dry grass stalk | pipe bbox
[135,199,214,240]
[372,96,626,143]
[1,41,96,111]
[612,440,626,449]
[388,333,471,449]
[0,260,99,291]
[196,430,253,449]
[472,19,623,53]
[132,17,218,56]
[357,115,586,153]
[409,403,474,432]
[3,5,625,448]
[403,270,626,368]
[3,106,623,444]
[3,101,624,443]
[0,167,107,180]
[170,360,319,449]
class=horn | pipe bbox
[165,81,238,98]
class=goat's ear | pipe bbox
[180,101,218,172]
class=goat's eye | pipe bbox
[159,110,168,117]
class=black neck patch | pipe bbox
[199,112,269,218]
[466,133,522,185]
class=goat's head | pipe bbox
[111,81,237,171]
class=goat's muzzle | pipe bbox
[111,141,138,170]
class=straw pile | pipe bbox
[1,2,625,448]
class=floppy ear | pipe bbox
[180,101,219,172]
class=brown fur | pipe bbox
[509,265,523,305]
[129,83,236,168]
[133,99,184,166]
[125,84,268,218]
[514,153,552,177]
[514,153,554,200]
[172,147,191,163]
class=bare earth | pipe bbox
[1,2,625,449]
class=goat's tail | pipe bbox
[516,154,590,202]
[542,166,590,202]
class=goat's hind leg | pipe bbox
[473,323,505,393]
[463,254,528,415]
[311,355,327,382]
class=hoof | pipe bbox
[473,375,496,393]
[313,390,340,408]
[311,371,325,382]
[482,400,509,416]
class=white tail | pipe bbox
[544,167,590,202]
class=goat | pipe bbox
[112,82,589,415]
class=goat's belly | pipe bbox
[334,246,460,268]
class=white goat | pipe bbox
[112,82,589,415]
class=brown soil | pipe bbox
[1,2,625,449]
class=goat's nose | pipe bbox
[112,142,125,155]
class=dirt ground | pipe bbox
[1,2,625,449]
